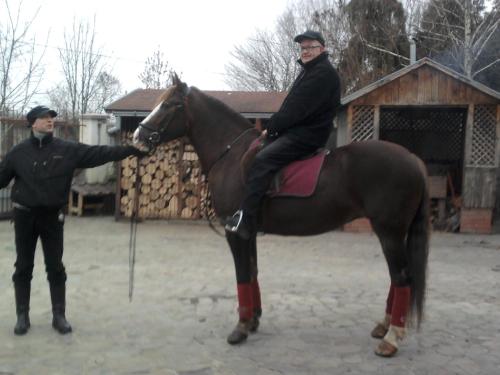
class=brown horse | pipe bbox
[134,77,430,357]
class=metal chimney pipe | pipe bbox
[410,38,417,64]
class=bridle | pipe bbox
[138,102,184,154]
[138,88,257,175]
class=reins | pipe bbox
[202,127,257,237]
[128,155,143,302]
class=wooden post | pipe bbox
[176,139,185,218]
[347,105,353,143]
[463,104,474,169]
[373,105,380,140]
[255,118,262,132]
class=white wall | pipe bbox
[80,114,118,184]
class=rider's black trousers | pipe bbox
[12,207,67,287]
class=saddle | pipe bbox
[241,138,328,198]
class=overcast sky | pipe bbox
[12,0,291,101]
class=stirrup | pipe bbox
[225,210,243,233]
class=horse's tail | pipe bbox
[407,159,430,329]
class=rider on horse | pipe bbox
[224,30,341,239]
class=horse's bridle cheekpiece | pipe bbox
[139,85,191,153]
[138,103,184,153]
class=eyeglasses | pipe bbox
[300,45,322,52]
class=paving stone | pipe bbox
[0,217,499,374]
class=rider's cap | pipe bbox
[294,30,325,46]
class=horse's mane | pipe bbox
[191,87,253,128]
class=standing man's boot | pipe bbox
[14,283,31,335]
[49,283,72,334]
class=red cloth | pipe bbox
[390,286,411,327]
[251,279,261,312]
[237,283,253,321]
[270,151,327,197]
[245,139,327,198]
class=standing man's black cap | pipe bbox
[294,30,325,46]
[26,105,58,126]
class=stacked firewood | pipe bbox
[119,132,215,220]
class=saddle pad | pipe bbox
[268,150,328,198]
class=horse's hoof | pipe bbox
[227,322,249,345]
[370,323,388,339]
[374,339,398,357]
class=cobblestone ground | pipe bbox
[0,217,499,375]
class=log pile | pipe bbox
[119,132,214,220]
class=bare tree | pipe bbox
[225,9,304,91]
[224,0,371,92]
[416,0,499,79]
[47,83,71,119]
[58,16,107,122]
[0,0,46,115]
[138,48,176,89]
[91,71,122,113]
[50,70,122,117]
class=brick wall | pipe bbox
[460,208,492,234]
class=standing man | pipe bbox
[225,30,341,238]
[0,105,146,335]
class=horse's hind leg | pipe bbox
[225,232,258,344]
[373,227,412,357]
[370,283,394,339]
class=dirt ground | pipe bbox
[0,216,499,375]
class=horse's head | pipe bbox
[133,74,190,152]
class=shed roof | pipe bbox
[341,57,500,106]
[105,89,287,115]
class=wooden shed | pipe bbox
[336,58,500,233]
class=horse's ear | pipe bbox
[171,72,181,86]
[171,72,189,96]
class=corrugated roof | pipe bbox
[105,88,287,114]
[341,57,500,106]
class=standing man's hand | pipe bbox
[130,146,149,158]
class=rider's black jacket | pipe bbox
[0,133,139,208]
[264,52,341,146]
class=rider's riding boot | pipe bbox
[14,283,31,335]
[224,210,255,240]
[50,283,72,334]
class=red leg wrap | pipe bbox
[390,286,411,327]
[251,279,261,312]
[385,284,395,315]
[237,283,253,321]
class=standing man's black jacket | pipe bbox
[264,52,341,146]
[0,133,139,208]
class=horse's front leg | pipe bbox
[249,235,262,333]
[226,232,258,345]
